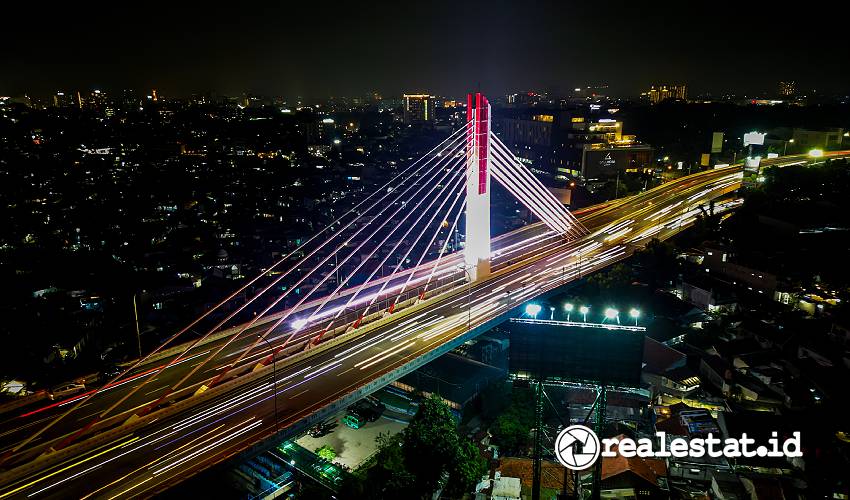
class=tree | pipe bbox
[347,432,415,500]
[445,439,488,497]
[315,444,336,461]
[490,388,534,454]
[491,413,528,453]
[402,394,460,495]
[638,238,679,288]
[346,396,487,499]
[586,262,633,301]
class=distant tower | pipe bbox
[778,81,796,97]
[403,94,434,124]
[464,92,491,281]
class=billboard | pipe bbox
[711,132,724,153]
[743,132,766,146]
[581,145,653,178]
[507,322,644,387]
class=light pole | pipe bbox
[604,308,619,324]
[564,303,574,322]
[525,304,542,319]
[614,170,621,198]
[579,305,589,323]
[133,293,142,359]
[257,335,278,433]
[629,308,641,327]
[549,307,555,320]
[334,242,348,287]
[783,138,794,156]
[457,264,472,333]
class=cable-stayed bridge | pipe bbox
[0,93,752,498]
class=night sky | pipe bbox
[3,1,847,98]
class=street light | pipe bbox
[257,335,278,433]
[579,305,589,322]
[525,303,542,319]
[564,303,574,321]
[604,308,619,324]
[629,308,641,326]
[457,264,472,332]
[549,306,555,320]
[783,138,794,156]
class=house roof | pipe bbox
[716,337,767,358]
[498,457,572,491]
[664,364,700,385]
[601,434,667,487]
[643,337,686,374]
[701,355,733,379]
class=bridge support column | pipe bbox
[465,92,491,281]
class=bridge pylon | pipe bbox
[465,92,491,281]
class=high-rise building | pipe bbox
[646,84,687,104]
[85,89,109,111]
[52,92,76,107]
[493,109,652,179]
[403,94,434,124]
[778,81,796,96]
[121,89,141,109]
[505,91,543,107]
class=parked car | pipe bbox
[49,382,86,400]
[309,420,337,438]
[99,365,122,384]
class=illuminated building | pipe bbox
[494,110,651,179]
[645,84,687,104]
[402,94,434,124]
[570,85,610,99]
[121,89,141,109]
[52,91,76,107]
[505,91,543,107]
[85,89,108,111]
[493,109,570,174]
[778,81,796,96]
[580,142,654,179]
[578,119,653,178]
[789,127,845,150]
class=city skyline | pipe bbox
[3,1,848,98]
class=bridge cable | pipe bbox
[23,124,474,455]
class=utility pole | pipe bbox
[258,336,279,433]
[457,265,472,332]
[531,380,544,500]
[133,294,142,358]
[591,384,607,500]
[614,170,620,198]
